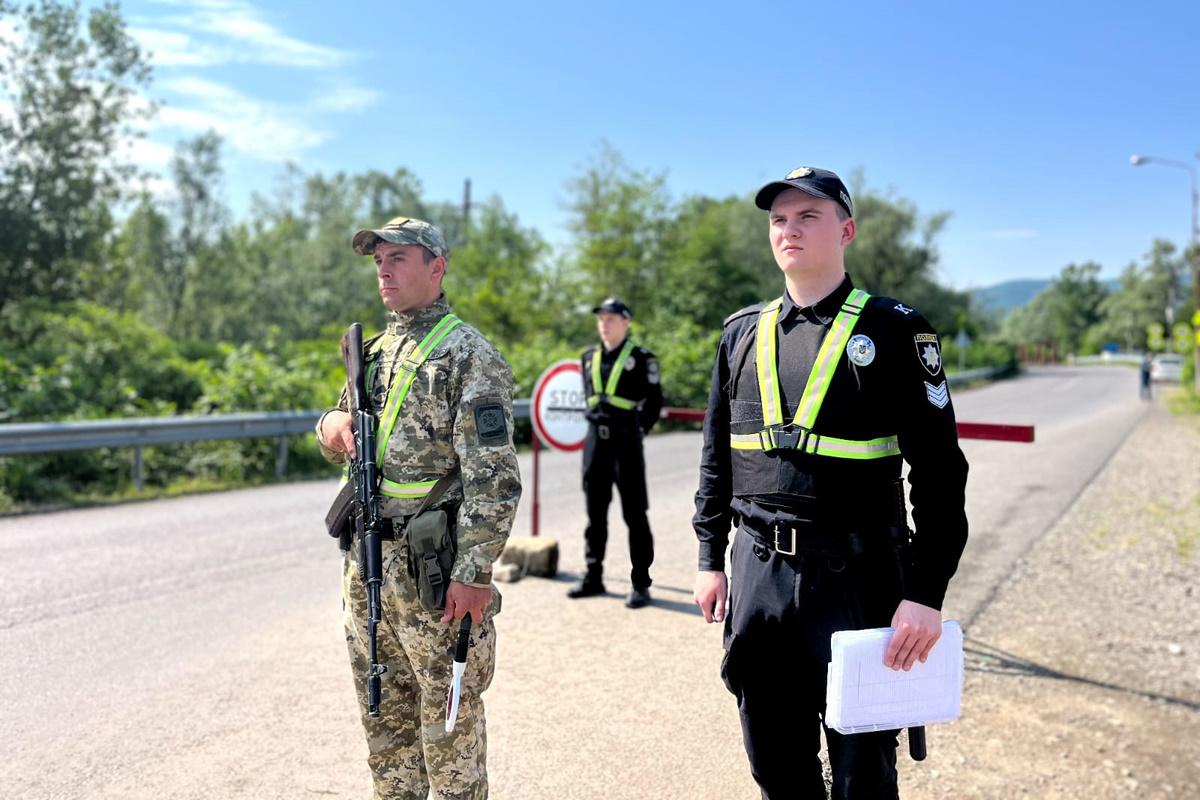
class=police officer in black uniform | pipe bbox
[692,168,969,799]
[568,298,664,608]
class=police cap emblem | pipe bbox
[786,167,814,180]
[846,334,875,366]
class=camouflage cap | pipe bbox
[351,216,450,259]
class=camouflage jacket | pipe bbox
[319,294,522,587]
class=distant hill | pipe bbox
[971,277,1121,314]
[971,279,1050,313]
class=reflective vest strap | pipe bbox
[588,394,636,409]
[590,339,638,410]
[755,299,785,426]
[380,477,438,498]
[728,431,899,460]
[792,288,871,428]
[810,434,900,459]
[736,288,899,461]
[375,314,463,464]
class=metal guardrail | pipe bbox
[0,366,1005,489]
[0,401,532,489]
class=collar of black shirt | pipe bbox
[781,274,855,325]
[599,336,630,361]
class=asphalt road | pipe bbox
[0,365,1149,800]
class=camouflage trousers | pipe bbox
[343,539,499,800]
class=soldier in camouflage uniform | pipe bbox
[316,217,522,800]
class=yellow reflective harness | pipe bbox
[368,313,463,499]
[729,289,900,460]
[587,338,638,410]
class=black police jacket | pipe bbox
[581,339,664,435]
[692,275,969,610]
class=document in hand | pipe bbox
[825,620,963,735]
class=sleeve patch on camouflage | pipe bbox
[473,401,508,445]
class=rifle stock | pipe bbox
[343,322,388,717]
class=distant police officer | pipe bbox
[692,169,969,799]
[568,298,664,608]
[317,217,522,800]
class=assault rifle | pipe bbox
[342,322,388,717]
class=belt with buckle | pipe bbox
[741,520,864,559]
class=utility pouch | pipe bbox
[407,508,457,611]
[325,480,355,542]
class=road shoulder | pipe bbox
[903,402,1200,799]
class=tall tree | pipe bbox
[565,144,671,323]
[166,131,228,333]
[443,198,553,345]
[1090,239,1188,351]
[1002,261,1108,354]
[0,0,152,310]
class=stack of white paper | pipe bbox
[825,620,963,734]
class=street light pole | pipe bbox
[1130,154,1200,391]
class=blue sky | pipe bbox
[109,0,1200,290]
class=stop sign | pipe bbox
[531,359,588,451]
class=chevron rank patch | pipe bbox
[925,380,949,409]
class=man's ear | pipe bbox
[841,218,857,246]
[431,255,447,281]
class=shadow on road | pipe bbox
[964,636,1200,711]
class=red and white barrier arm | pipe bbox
[660,408,1034,443]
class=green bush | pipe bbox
[940,338,1018,375]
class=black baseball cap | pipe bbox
[754,166,854,218]
[592,297,632,319]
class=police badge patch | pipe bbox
[914,333,942,376]
[624,357,636,371]
[846,334,875,366]
[646,358,660,384]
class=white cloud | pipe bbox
[152,77,331,163]
[126,2,375,168]
[129,28,227,67]
[125,136,176,171]
[311,85,383,113]
[134,0,350,69]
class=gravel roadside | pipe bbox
[900,400,1200,799]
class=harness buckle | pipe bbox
[773,522,797,556]
[762,424,812,453]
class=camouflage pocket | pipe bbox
[407,508,457,611]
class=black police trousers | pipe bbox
[581,422,654,588]
[722,527,902,800]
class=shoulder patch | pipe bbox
[471,399,509,446]
[724,301,768,327]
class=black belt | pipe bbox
[739,519,870,559]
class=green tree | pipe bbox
[443,198,555,345]
[565,144,671,323]
[1090,239,1188,351]
[1001,262,1108,355]
[0,0,152,310]
[656,196,777,329]
[842,189,969,332]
